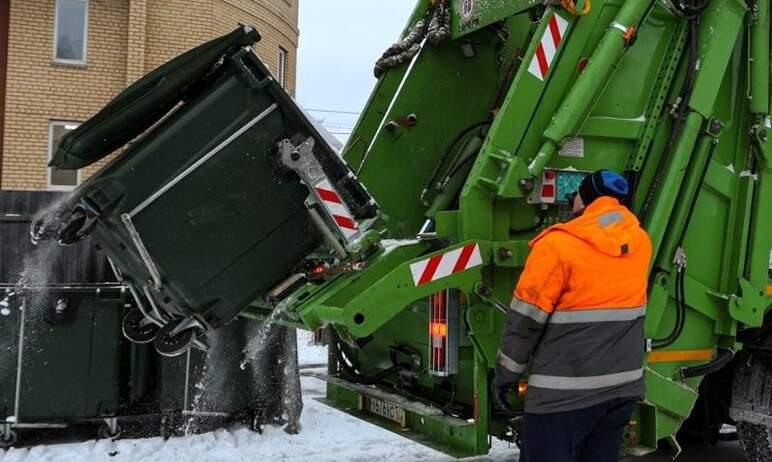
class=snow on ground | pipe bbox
[0,376,516,462]
[0,333,517,462]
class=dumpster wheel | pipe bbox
[0,429,17,449]
[122,308,161,344]
[154,318,199,357]
[55,205,97,246]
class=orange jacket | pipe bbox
[497,197,652,414]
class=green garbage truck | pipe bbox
[37,0,771,459]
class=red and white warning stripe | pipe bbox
[528,13,569,81]
[314,179,359,239]
[410,243,483,287]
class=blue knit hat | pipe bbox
[578,170,629,205]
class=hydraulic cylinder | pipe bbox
[528,0,656,177]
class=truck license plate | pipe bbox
[363,397,406,427]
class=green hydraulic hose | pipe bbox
[651,138,719,349]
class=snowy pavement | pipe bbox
[0,332,744,462]
[0,375,513,462]
[0,332,516,462]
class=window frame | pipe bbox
[277,47,287,88]
[47,120,82,191]
[53,0,89,65]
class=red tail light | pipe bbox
[429,322,448,338]
[429,290,459,377]
[540,169,557,203]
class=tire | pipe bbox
[55,205,97,246]
[122,308,160,344]
[738,422,772,462]
[153,318,197,357]
[0,429,17,449]
[732,351,772,462]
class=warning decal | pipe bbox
[528,13,569,81]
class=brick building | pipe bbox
[0,0,298,190]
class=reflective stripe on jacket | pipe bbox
[497,197,652,414]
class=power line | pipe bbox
[320,120,355,125]
[318,120,355,128]
[305,108,361,116]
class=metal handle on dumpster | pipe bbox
[279,137,363,246]
[121,213,163,290]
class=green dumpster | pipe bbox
[0,284,130,446]
[35,26,376,357]
[1,191,302,447]
[0,190,131,447]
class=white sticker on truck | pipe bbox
[559,137,585,157]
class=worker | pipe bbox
[495,170,652,462]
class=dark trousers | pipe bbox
[519,398,637,462]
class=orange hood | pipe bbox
[531,197,646,257]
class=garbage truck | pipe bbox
[34,0,771,458]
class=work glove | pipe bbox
[494,368,518,413]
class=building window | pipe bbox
[54,0,89,64]
[48,121,80,190]
[277,47,287,88]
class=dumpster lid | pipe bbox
[49,25,261,170]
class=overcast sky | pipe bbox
[296,1,416,141]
